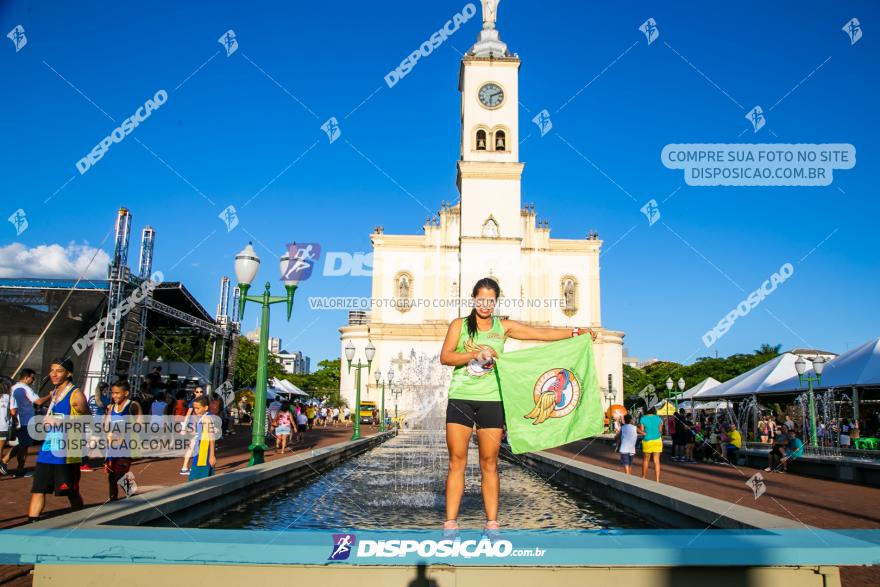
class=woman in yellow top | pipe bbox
[439,277,596,533]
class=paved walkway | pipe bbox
[0,422,378,529]
[550,439,880,587]
[0,422,379,586]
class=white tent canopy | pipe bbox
[270,378,310,397]
[681,377,721,400]
[694,353,812,400]
[680,399,732,411]
[761,337,880,394]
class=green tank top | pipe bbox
[448,316,506,402]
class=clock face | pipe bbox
[478,83,504,108]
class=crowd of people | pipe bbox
[613,407,813,483]
[0,360,233,522]
[263,398,391,454]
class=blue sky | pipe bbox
[1,0,877,367]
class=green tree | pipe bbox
[754,343,782,356]
[283,358,345,406]
[622,344,784,401]
[234,336,285,388]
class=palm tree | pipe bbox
[754,343,782,356]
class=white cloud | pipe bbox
[0,242,110,279]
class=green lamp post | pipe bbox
[795,355,826,447]
[373,367,394,433]
[345,339,375,441]
[676,377,685,411]
[391,384,402,428]
[235,243,299,466]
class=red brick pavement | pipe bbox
[0,422,379,585]
[550,439,880,587]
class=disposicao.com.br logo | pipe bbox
[340,537,544,559]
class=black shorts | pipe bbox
[32,462,81,497]
[446,399,504,429]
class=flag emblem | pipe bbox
[526,368,581,424]
[496,335,603,453]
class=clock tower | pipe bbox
[457,0,524,307]
[339,0,625,419]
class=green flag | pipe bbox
[495,335,604,454]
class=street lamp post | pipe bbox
[234,243,299,466]
[391,385,402,427]
[604,387,615,433]
[345,339,375,441]
[795,356,826,447]
[373,367,393,433]
[676,377,685,411]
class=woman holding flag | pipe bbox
[440,277,596,533]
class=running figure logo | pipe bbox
[746,472,766,500]
[639,18,659,45]
[746,106,766,133]
[8,209,28,236]
[525,368,581,425]
[218,30,238,56]
[328,533,356,561]
[284,243,321,282]
[532,110,553,137]
[321,117,342,143]
[842,18,862,45]
[640,199,660,226]
[7,25,26,52]
[218,205,239,232]
[118,472,138,497]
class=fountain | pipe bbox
[735,395,759,441]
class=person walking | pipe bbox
[0,376,13,467]
[2,369,48,477]
[179,386,205,476]
[639,406,663,482]
[614,414,640,475]
[188,396,216,481]
[28,359,88,522]
[294,408,307,444]
[104,380,142,501]
[274,402,293,454]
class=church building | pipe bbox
[339,1,624,418]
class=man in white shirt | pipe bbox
[2,369,48,477]
[614,414,640,475]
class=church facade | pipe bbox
[339,4,624,418]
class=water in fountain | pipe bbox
[793,392,818,455]
[196,348,649,530]
[817,389,842,458]
[735,395,758,441]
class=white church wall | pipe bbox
[459,177,522,237]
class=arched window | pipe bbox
[494,130,506,151]
[476,129,487,151]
